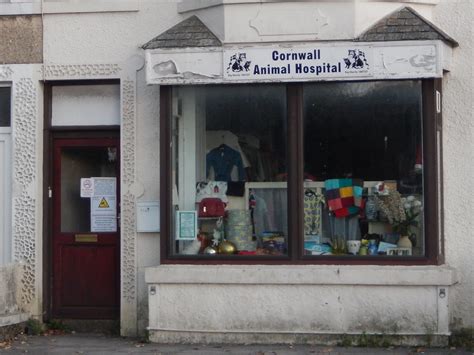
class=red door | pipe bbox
[52,138,120,319]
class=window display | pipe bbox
[164,80,435,261]
[303,81,424,257]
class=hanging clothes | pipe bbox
[206,130,250,168]
[206,144,245,181]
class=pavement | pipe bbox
[0,333,472,355]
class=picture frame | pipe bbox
[175,211,198,240]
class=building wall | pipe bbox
[0,264,21,317]
[0,64,44,322]
[0,15,42,64]
[144,0,473,342]
[0,0,471,338]
[433,0,474,330]
[42,1,182,335]
[0,264,29,336]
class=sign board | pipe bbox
[89,177,117,232]
[80,178,94,198]
[146,42,444,85]
[224,45,373,81]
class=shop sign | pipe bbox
[223,45,373,81]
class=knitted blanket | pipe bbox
[324,178,364,218]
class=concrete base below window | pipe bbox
[145,265,457,346]
[148,331,449,347]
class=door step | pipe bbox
[49,319,119,335]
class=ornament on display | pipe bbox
[217,240,237,255]
[182,240,201,255]
[212,229,221,246]
[203,246,217,255]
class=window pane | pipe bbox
[303,81,424,257]
[60,147,117,233]
[171,85,288,257]
[0,87,11,127]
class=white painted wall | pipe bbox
[178,1,437,44]
[43,2,183,65]
[52,85,120,126]
[135,68,161,333]
[433,0,474,330]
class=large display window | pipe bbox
[160,80,442,264]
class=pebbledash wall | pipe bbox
[0,0,472,342]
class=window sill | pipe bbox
[145,264,457,286]
[0,3,42,15]
[43,0,139,14]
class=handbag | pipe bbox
[196,181,228,203]
[198,198,226,218]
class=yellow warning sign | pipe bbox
[98,197,110,208]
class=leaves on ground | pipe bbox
[0,340,12,350]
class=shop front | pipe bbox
[142,5,459,345]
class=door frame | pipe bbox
[43,79,121,322]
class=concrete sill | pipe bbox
[145,264,457,286]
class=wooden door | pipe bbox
[52,138,120,319]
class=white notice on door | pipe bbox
[90,177,117,232]
[80,178,94,198]
[91,213,117,232]
[93,177,116,197]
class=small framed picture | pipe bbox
[175,211,197,241]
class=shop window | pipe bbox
[303,81,424,257]
[169,85,288,257]
[161,80,441,263]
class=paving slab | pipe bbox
[0,333,471,355]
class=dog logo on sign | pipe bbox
[343,49,369,70]
[226,53,252,73]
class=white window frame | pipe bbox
[0,84,12,265]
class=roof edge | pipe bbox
[142,15,222,50]
[356,6,458,48]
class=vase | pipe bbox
[368,240,378,255]
[397,235,413,248]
